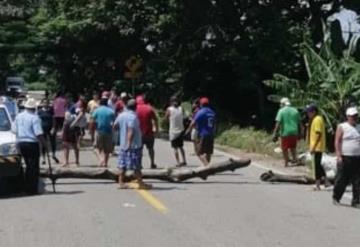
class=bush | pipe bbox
[216,126,307,158]
[26,82,48,91]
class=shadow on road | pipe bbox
[44,190,84,196]
[0,190,84,199]
[54,181,115,185]
[150,186,183,191]
[179,181,261,185]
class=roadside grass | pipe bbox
[215,126,307,158]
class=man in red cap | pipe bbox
[136,94,159,169]
[186,97,216,166]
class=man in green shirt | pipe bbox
[272,98,301,167]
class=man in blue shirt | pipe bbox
[186,97,216,166]
[91,95,115,167]
[114,99,151,190]
[13,98,45,195]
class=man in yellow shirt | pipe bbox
[306,105,330,190]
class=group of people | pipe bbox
[9,88,360,206]
[273,97,360,208]
[11,88,217,194]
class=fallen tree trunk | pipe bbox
[260,170,315,184]
[40,158,251,183]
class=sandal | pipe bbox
[138,183,153,190]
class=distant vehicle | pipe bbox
[0,96,18,120]
[5,77,27,97]
[0,104,17,156]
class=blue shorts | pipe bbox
[118,148,142,170]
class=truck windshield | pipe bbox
[0,108,11,131]
[8,81,22,86]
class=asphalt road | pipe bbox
[0,139,359,247]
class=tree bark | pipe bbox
[40,158,251,183]
[260,170,315,184]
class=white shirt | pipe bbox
[168,106,184,141]
[13,110,43,143]
[340,122,360,156]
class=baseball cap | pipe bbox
[280,97,291,106]
[127,99,136,109]
[200,97,210,106]
[120,92,128,98]
[346,107,358,116]
[305,104,318,113]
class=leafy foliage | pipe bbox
[0,0,359,127]
[266,42,360,133]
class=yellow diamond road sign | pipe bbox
[124,56,143,79]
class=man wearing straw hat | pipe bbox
[13,98,45,195]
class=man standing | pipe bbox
[115,99,151,189]
[38,99,59,164]
[165,96,187,167]
[90,93,115,167]
[306,105,329,190]
[13,98,45,195]
[272,98,301,167]
[186,97,216,166]
[136,95,159,169]
[333,107,360,208]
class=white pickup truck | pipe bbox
[0,105,17,155]
[0,104,23,195]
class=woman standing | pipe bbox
[71,97,87,159]
[53,91,67,133]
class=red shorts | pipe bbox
[281,135,298,150]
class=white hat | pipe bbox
[280,97,291,106]
[24,98,37,109]
[120,92,128,98]
[346,107,358,116]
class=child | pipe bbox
[62,112,79,167]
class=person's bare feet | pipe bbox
[99,160,105,167]
[312,186,321,191]
[325,181,332,188]
[61,163,70,168]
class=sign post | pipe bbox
[124,56,143,96]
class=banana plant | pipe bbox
[265,41,360,134]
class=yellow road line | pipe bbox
[128,182,168,214]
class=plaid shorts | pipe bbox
[118,148,142,170]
